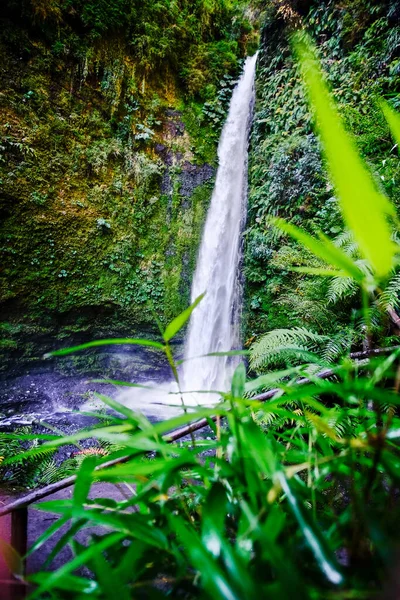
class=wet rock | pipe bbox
[179,161,214,198]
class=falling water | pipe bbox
[116,54,257,416]
[181,54,257,399]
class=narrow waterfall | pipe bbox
[182,54,257,397]
[117,55,257,416]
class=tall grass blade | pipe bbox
[45,338,165,357]
[271,217,365,281]
[293,33,396,278]
[381,100,400,148]
[163,292,205,342]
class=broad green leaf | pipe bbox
[94,452,199,483]
[240,501,309,600]
[293,33,396,278]
[45,337,165,357]
[163,292,205,342]
[26,515,70,557]
[200,485,257,598]
[91,549,131,600]
[202,483,227,558]
[73,456,97,506]
[238,419,278,476]
[43,519,88,569]
[10,407,226,463]
[271,217,364,281]
[94,392,153,429]
[27,573,99,595]
[171,515,244,600]
[245,366,306,394]
[115,540,147,584]
[59,505,169,549]
[381,100,400,148]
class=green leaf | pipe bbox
[43,519,89,569]
[381,100,400,148]
[91,549,131,600]
[163,292,205,342]
[26,515,70,557]
[201,484,257,598]
[28,573,99,595]
[73,456,97,506]
[202,483,227,558]
[171,515,244,600]
[277,471,344,585]
[245,366,305,394]
[44,338,165,357]
[28,532,125,599]
[231,363,246,399]
[293,33,396,278]
[271,217,364,282]
[94,392,152,429]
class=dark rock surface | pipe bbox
[179,162,215,198]
[0,342,181,427]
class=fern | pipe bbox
[250,327,328,371]
[321,328,358,363]
[327,276,358,304]
[379,271,400,311]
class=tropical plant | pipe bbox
[3,30,400,600]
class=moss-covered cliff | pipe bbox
[0,0,257,367]
[245,0,400,353]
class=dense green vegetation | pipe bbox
[3,1,400,598]
[2,24,400,597]
[0,0,257,368]
[245,0,400,367]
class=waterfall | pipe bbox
[181,54,257,398]
[116,55,257,416]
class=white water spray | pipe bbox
[116,54,257,416]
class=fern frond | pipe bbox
[355,305,382,334]
[327,276,357,304]
[379,272,400,311]
[333,230,360,258]
[322,329,356,363]
[250,327,327,371]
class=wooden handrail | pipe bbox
[1,345,397,516]
[0,340,398,591]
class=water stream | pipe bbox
[181,53,257,398]
[118,54,258,416]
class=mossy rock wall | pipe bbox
[0,0,257,370]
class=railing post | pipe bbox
[0,508,28,599]
[11,508,28,567]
